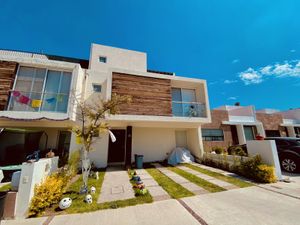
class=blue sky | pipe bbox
[1,0,299,110]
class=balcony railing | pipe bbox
[172,101,206,117]
[7,91,69,113]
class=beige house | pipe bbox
[0,44,211,168]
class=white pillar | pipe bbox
[236,124,246,144]
[287,126,296,137]
[256,123,266,137]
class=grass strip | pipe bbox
[64,170,152,214]
[146,167,194,199]
[184,164,253,188]
[168,166,225,193]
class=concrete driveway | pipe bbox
[2,184,300,225]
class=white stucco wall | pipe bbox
[69,132,109,168]
[132,127,176,162]
[89,43,147,72]
[187,127,204,159]
[15,157,58,218]
[246,140,282,180]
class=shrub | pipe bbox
[202,154,276,183]
[256,165,277,183]
[28,173,68,217]
[238,155,276,183]
[212,146,224,154]
[228,146,247,156]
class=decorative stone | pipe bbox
[59,197,72,210]
[90,186,96,194]
[85,194,93,204]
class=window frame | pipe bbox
[9,64,73,113]
[202,128,224,142]
[99,56,107,63]
[92,84,102,93]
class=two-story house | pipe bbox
[0,44,211,168]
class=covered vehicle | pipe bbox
[168,147,195,165]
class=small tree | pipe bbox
[72,93,131,193]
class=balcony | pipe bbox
[7,91,69,113]
[172,101,206,117]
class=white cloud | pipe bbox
[239,68,263,85]
[238,60,300,85]
[224,79,238,84]
[227,96,238,100]
[290,49,296,53]
[232,59,240,64]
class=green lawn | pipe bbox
[146,167,194,199]
[0,183,11,192]
[167,166,225,193]
[64,170,152,214]
[184,164,253,188]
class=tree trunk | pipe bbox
[80,148,91,194]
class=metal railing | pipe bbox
[172,101,206,117]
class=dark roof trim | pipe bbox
[147,69,175,76]
[0,48,89,69]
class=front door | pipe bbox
[107,129,126,163]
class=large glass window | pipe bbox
[9,66,72,113]
[244,126,256,141]
[202,129,224,141]
[172,88,204,117]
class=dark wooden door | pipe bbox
[107,129,126,163]
[230,125,239,145]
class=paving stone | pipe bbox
[134,168,171,201]
[98,167,135,203]
[179,164,238,190]
[153,164,207,195]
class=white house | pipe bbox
[0,44,211,168]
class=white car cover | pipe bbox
[168,147,195,165]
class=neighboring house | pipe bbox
[202,105,264,151]
[203,106,300,151]
[0,44,211,168]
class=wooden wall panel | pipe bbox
[0,61,18,110]
[112,72,172,116]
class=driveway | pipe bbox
[2,185,300,225]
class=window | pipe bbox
[265,130,281,137]
[9,66,72,113]
[92,84,102,92]
[202,129,224,141]
[171,88,203,117]
[99,56,107,63]
[244,126,256,141]
[295,127,300,136]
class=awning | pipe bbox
[222,121,263,126]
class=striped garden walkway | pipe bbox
[135,168,171,201]
[177,165,238,190]
[153,163,208,195]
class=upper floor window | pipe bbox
[172,88,205,117]
[202,129,224,141]
[99,56,107,63]
[92,84,102,93]
[9,66,72,113]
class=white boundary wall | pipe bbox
[246,140,282,180]
[15,157,58,218]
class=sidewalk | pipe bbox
[2,186,300,225]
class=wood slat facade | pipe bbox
[0,61,18,110]
[112,72,172,116]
